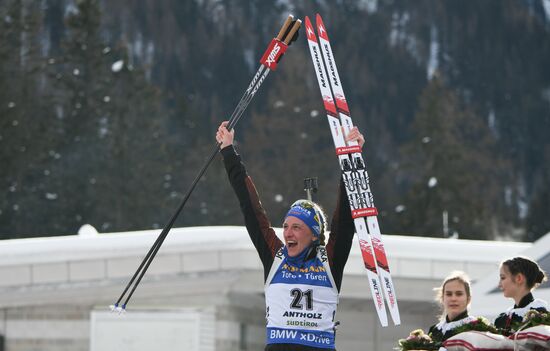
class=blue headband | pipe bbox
[285,201,324,239]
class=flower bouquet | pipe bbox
[511,310,550,350]
[397,329,439,351]
[517,310,550,330]
[447,317,499,337]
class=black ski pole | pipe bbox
[112,15,301,312]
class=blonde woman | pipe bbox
[428,271,476,343]
[217,121,365,351]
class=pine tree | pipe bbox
[42,0,173,234]
[0,0,55,238]
[391,75,504,240]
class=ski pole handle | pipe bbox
[283,19,302,45]
[276,15,295,41]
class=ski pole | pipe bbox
[111,15,301,313]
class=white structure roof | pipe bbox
[0,226,532,309]
[1,226,547,351]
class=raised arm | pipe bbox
[325,127,365,291]
[217,122,283,280]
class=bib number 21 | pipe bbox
[290,288,313,310]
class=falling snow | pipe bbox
[200,201,208,215]
[395,204,406,213]
[45,193,58,200]
[111,60,124,72]
[98,117,109,138]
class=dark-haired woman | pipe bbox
[216,121,364,350]
[495,256,548,332]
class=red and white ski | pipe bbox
[305,14,400,326]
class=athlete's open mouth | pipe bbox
[287,240,297,248]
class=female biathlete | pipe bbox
[216,121,364,350]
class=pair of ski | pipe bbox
[305,14,400,327]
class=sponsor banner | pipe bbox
[270,259,333,288]
[267,327,335,349]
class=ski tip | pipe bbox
[315,13,323,23]
[315,13,329,40]
[390,311,401,326]
[378,310,389,327]
[304,16,317,43]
